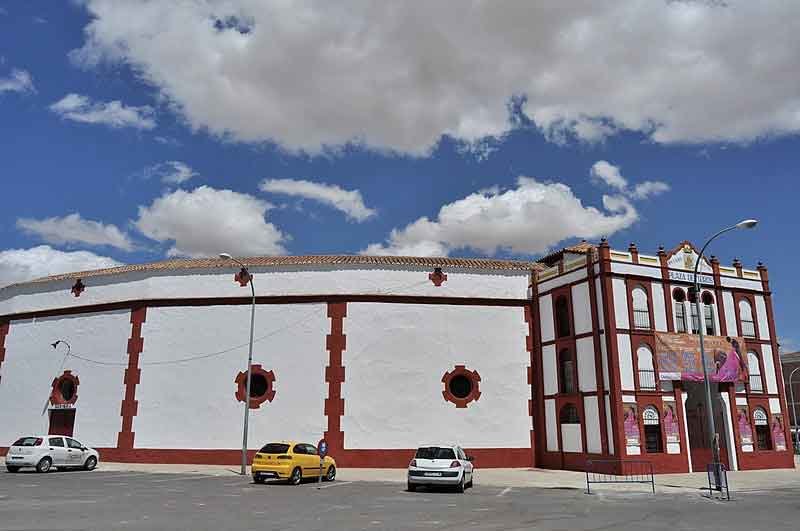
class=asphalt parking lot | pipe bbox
[1,469,800,530]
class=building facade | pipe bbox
[779,350,800,449]
[0,241,794,472]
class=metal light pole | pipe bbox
[219,253,256,476]
[692,219,757,470]
[786,366,799,453]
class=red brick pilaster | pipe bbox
[525,303,536,465]
[117,306,146,450]
[324,303,346,454]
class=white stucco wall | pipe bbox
[538,268,586,294]
[341,303,530,449]
[651,282,667,332]
[617,334,635,391]
[595,278,604,330]
[599,333,609,390]
[0,311,130,447]
[761,344,778,395]
[612,279,629,330]
[755,295,771,341]
[561,424,582,453]
[576,337,596,392]
[605,396,615,455]
[571,282,592,335]
[545,399,558,452]
[134,304,329,449]
[722,291,738,337]
[539,294,554,344]
[542,345,557,396]
[583,396,601,454]
[0,266,530,316]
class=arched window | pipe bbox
[701,291,716,335]
[559,404,580,424]
[673,288,687,333]
[555,296,571,338]
[637,345,656,390]
[559,349,575,394]
[753,408,771,450]
[739,299,756,338]
[631,286,650,330]
[747,351,763,393]
[643,406,663,453]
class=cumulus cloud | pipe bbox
[0,69,35,94]
[16,213,134,251]
[363,177,638,257]
[71,1,800,154]
[50,93,155,130]
[134,185,286,257]
[0,245,122,287]
[260,178,376,222]
[141,160,197,185]
[590,160,670,200]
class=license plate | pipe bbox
[11,456,23,460]
[423,472,442,477]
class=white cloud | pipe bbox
[0,69,35,94]
[260,178,376,222]
[0,245,122,287]
[134,185,286,257]
[363,177,638,257]
[71,1,800,154]
[142,161,197,185]
[591,160,670,200]
[16,213,134,251]
[50,93,155,130]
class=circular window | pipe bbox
[235,365,276,409]
[441,365,481,408]
[49,371,79,406]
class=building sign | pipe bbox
[668,270,714,285]
[655,333,748,382]
[49,403,76,410]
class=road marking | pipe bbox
[314,481,352,489]
[497,487,512,497]
[148,475,220,483]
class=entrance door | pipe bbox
[685,384,729,471]
[48,409,75,437]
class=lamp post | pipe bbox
[692,219,757,471]
[219,253,256,476]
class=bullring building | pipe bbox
[0,240,793,472]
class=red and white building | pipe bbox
[0,241,793,472]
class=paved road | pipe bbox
[1,469,799,530]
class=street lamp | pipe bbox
[219,253,256,476]
[693,219,758,471]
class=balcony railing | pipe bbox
[633,309,651,330]
[749,373,764,393]
[741,319,756,338]
[638,369,657,391]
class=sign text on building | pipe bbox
[668,270,713,285]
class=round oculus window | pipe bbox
[59,379,76,402]
[441,365,481,408]
[448,374,472,399]
[49,371,79,406]
[249,373,268,398]
[235,365,276,409]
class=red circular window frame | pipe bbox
[441,365,481,408]
[235,364,276,409]
[50,370,79,406]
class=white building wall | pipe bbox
[583,397,602,454]
[722,291,738,336]
[651,282,668,332]
[576,337,596,392]
[545,400,558,452]
[616,334,635,391]
[595,278,604,331]
[612,279,629,330]
[342,303,530,449]
[0,311,130,447]
[755,296,771,341]
[539,294,554,344]
[761,344,778,395]
[571,282,592,335]
[599,333,610,390]
[134,304,329,449]
[542,345,557,396]
[605,397,615,455]
[561,424,582,453]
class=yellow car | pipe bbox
[251,441,336,485]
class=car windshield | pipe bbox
[415,447,456,460]
[259,443,291,454]
[12,437,40,447]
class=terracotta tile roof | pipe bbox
[536,241,595,267]
[2,254,547,290]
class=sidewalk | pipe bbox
[99,457,800,494]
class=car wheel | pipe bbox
[455,476,465,493]
[84,456,97,471]
[6,466,20,473]
[36,457,52,473]
[289,467,302,485]
[324,465,336,482]
[407,482,416,492]
[253,475,266,484]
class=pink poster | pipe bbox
[656,333,748,382]
[737,406,753,445]
[772,415,787,451]
[623,405,640,446]
[664,404,680,443]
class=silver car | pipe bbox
[407,444,474,492]
[5,435,100,473]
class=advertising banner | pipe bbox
[772,415,787,451]
[664,404,681,443]
[737,405,753,445]
[655,333,748,382]
[623,404,640,446]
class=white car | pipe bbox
[5,435,99,473]
[407,444,474,492]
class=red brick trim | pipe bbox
[117,306,146,450]
[524,305,537,462]
[234,364,276,409]
[70,279,85,297]
[324,302,346,454]
[598,240,625,456]
[428,268,447,286]
[0,321,8,387]
[49,371,80,406]
[441,365,482,408]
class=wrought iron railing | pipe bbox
[741,319,756,338]
[633,309,651,330]
[638,369,657,390]
[749,373,764,393]
[585,459,655,494]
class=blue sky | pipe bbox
[0,1,798,349]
